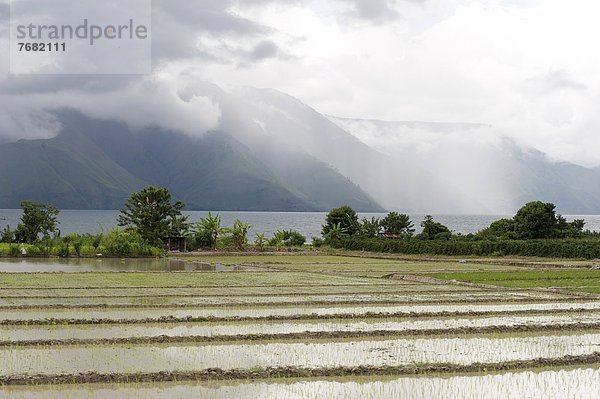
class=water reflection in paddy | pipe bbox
[0,259,236,273]
[2,302,600,322]
[2,313,600,342]
[1,333,599,375]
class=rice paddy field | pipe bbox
[0,253,599,398]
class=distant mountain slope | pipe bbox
[329,116,600,214]
[5,82,599,214]
[0,111,383,211]
[498,148,600,214]
[0,128,146,209]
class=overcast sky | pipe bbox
[1,0,599,167]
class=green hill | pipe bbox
[0,131,145,209]
[0,111,384,212]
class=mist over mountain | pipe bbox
[330,117,600,214]
[203,84,484,214]
[0,109,383,212]
[3,82,600,214]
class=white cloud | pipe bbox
[200,0,600,167]
[0,74,221,140]
[2,0,600,166]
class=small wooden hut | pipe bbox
[163,237,187,252]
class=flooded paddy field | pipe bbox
[3,313,600,344]
[0,270,394,288]
[0,253,598,397]
[1,301,599,323]
[3,367,597,399]
[0,290,576,308]
[183,255,530,274]
[2,333,600,375]
[0,283,478,298]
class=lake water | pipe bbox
[1,210,599,239]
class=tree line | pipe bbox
[1,185,596,258]
[321,202,599,259]
[320,201,588,244]
[0,186,308,256]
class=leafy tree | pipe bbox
[285,230,306,247]
[480,201,585,240]
[224,220,252,251]
[99,228,155,256]
[170,215,191,237]
[359,217,381,238]
[322,205,360,237]
[571,219,586,232]
[118,186,188,246]
[513,201,558,239]
[270,230,306,247]
[478,218,517,240]
[381,212,414,236]
[554,215,586,238]
[14,201,60,244]
[570,218,586,236]
[195,212,223,249]
[419,215,451,240]
[0,225,14,243]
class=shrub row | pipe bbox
[334,237,600,259]
[0,228,164,258]
[0,243,163,258]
